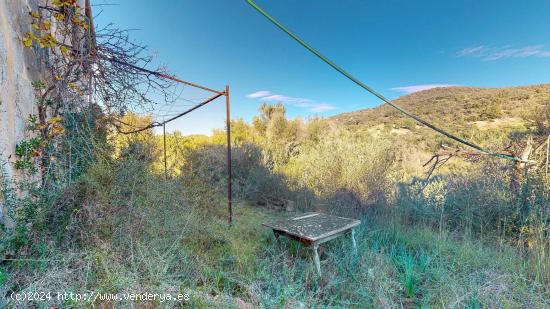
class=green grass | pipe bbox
[2,175,548,308]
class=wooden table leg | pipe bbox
[351,228,357,255]
[313,243,321,276]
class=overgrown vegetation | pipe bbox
[1,1,549,307]
[4,91,549,307]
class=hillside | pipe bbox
[332,84,550,134]
[329,84,550,165]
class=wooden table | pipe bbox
[263,212,361,276]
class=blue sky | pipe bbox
[92,0,550,135]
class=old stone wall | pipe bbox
[0,0,42,224]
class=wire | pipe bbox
[116,93,224,134]
[246,0,527,163]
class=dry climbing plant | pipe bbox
[1,0,181,254]
[18,0,177,181]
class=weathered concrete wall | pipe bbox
[0,0,42,223]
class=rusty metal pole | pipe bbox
[226,85,232,226]
[546,135,549,179]
[163,122,167,179]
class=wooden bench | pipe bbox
[263,212,360,276]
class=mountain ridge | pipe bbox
[331,84,550,130]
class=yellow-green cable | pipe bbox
[246,0,526,163]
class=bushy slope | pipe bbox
[329,84,550,168]
[332,84,550,129]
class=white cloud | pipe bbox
[456,45,486,57]
[261,94,294,101]
[247,91,336,112]
[246,90,272,98]
[309,103,337,112]
[457,44,550,61]
[391,84,459,95]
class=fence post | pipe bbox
[163,123,167,179]
[226,85,232,225]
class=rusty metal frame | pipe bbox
[107,68,232,225]
[86,0,233,225]
[157,83,233,226]
[120,81,233,225]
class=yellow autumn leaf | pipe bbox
[32,23,40,30]
[60,45,68,55]
[44,34,58,45]
[55,75,62,81]
[42,20,51,30]
[23,36,33,48]
[50,126,65,135]
[48,116,63,124]
[54,13,65,21]
[30,11,40,18]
